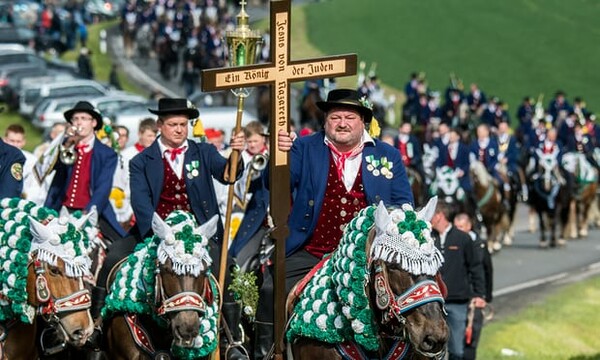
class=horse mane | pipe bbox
[471,160,491,187]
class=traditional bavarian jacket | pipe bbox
[0,138,25,199]
[286,131,413,256]
[436,141,472,192]
[469,137,499,173]
[393,134,422,168]
[496,133,520,173]
[45,137,126,237]
[130,137,242,241]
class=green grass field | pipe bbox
[477,275,600,359]
[300,0,600,121]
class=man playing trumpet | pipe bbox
[43,101,127,240]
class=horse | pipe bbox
[103,211,220,360]
[287,198,449,359]
[528,149,570,248]
[561,152,598,238]
[495,162,520,247]
[422,144,439,188]
[470,160,509,252]
[430,166,469,214]
[0,198,95,359]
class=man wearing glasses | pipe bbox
[44,100,127,240]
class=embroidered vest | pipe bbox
[156,157,191,219]
[305,155,367,259]
[398,141,410,166]
[62,149,92,209]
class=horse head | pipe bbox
[535,149,561,192]
[469,159,491,189]
[26,209,95,347]
[152,211,219,349]
[369,198,448,357]
[434,166,462,203]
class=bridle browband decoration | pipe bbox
[373,264,444,326]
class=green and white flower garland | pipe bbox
[0,198,90,323]
[103,211,219,359]
[287,205,379,350]
[287,199,443,351]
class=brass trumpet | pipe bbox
[250,153,268,172]
[59,126,83,165]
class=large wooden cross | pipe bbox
[201,0,356,356]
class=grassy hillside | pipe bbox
[303,0,600,120]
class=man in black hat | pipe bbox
[44,100,126,240]
[253,89,414,358]
[0,108,26,198]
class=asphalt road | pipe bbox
[106,11,600,320]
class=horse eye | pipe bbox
[48,266,62,276]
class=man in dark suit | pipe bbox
[431,201,485,360]
[44,101,125,240]
[454,213,493,360]
[0,130,25,198]
[437,127,472,193]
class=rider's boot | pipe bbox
[86,286,106,356]
[253,321,273,360]
[221,302,249,360]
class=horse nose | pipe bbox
[70,327,92,344]
[175,322,200,342]
[420,332,448,354]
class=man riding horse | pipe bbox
[256,89,413,359]
[393,122,426,205]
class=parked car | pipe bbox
[3,68,76,110]
[31,96,94,131]
[113,101,256,147]
[19,80,110,118]
[88,93,148,117]
[0,24,35,46]
[0,62,39,101]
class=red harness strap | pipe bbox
[124,314,156,356]
[336,340,408,360]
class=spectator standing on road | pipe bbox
[454,212,493,360]
[431,201,485,360]
[109,64,123,90]
[180,60,199,97]
[78,47,94,79]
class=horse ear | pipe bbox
[435,167,442,178]
[198,215,219,239]
[417,196,438,222]
[29,216,60,245]
[374,201,391,234]
[59,206,70,219]
[74,207,98,230]
[152,213,174,245]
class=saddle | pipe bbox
[286,255,331,315]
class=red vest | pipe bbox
[156,157,191,219]
[398,141,410,166]
[62,148,92,209]
[447,143,455,168]
[305,155,367,259]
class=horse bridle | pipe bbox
[153,260,212,319]
[373,263,446,359]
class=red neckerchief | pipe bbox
[75,143,89,153]
[166,146,187,161]
[327,142,364,180]
[134,142,145,153]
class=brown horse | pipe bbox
[288,199,448,359]
[104,212,220,360]
[561,152,598,238]
[470,160,508,252]
[0,202,95,359]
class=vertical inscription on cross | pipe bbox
[201,0,356,356]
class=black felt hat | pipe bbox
[148,98,199,119]
[316,89,373,122]
[64,101,103,131]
